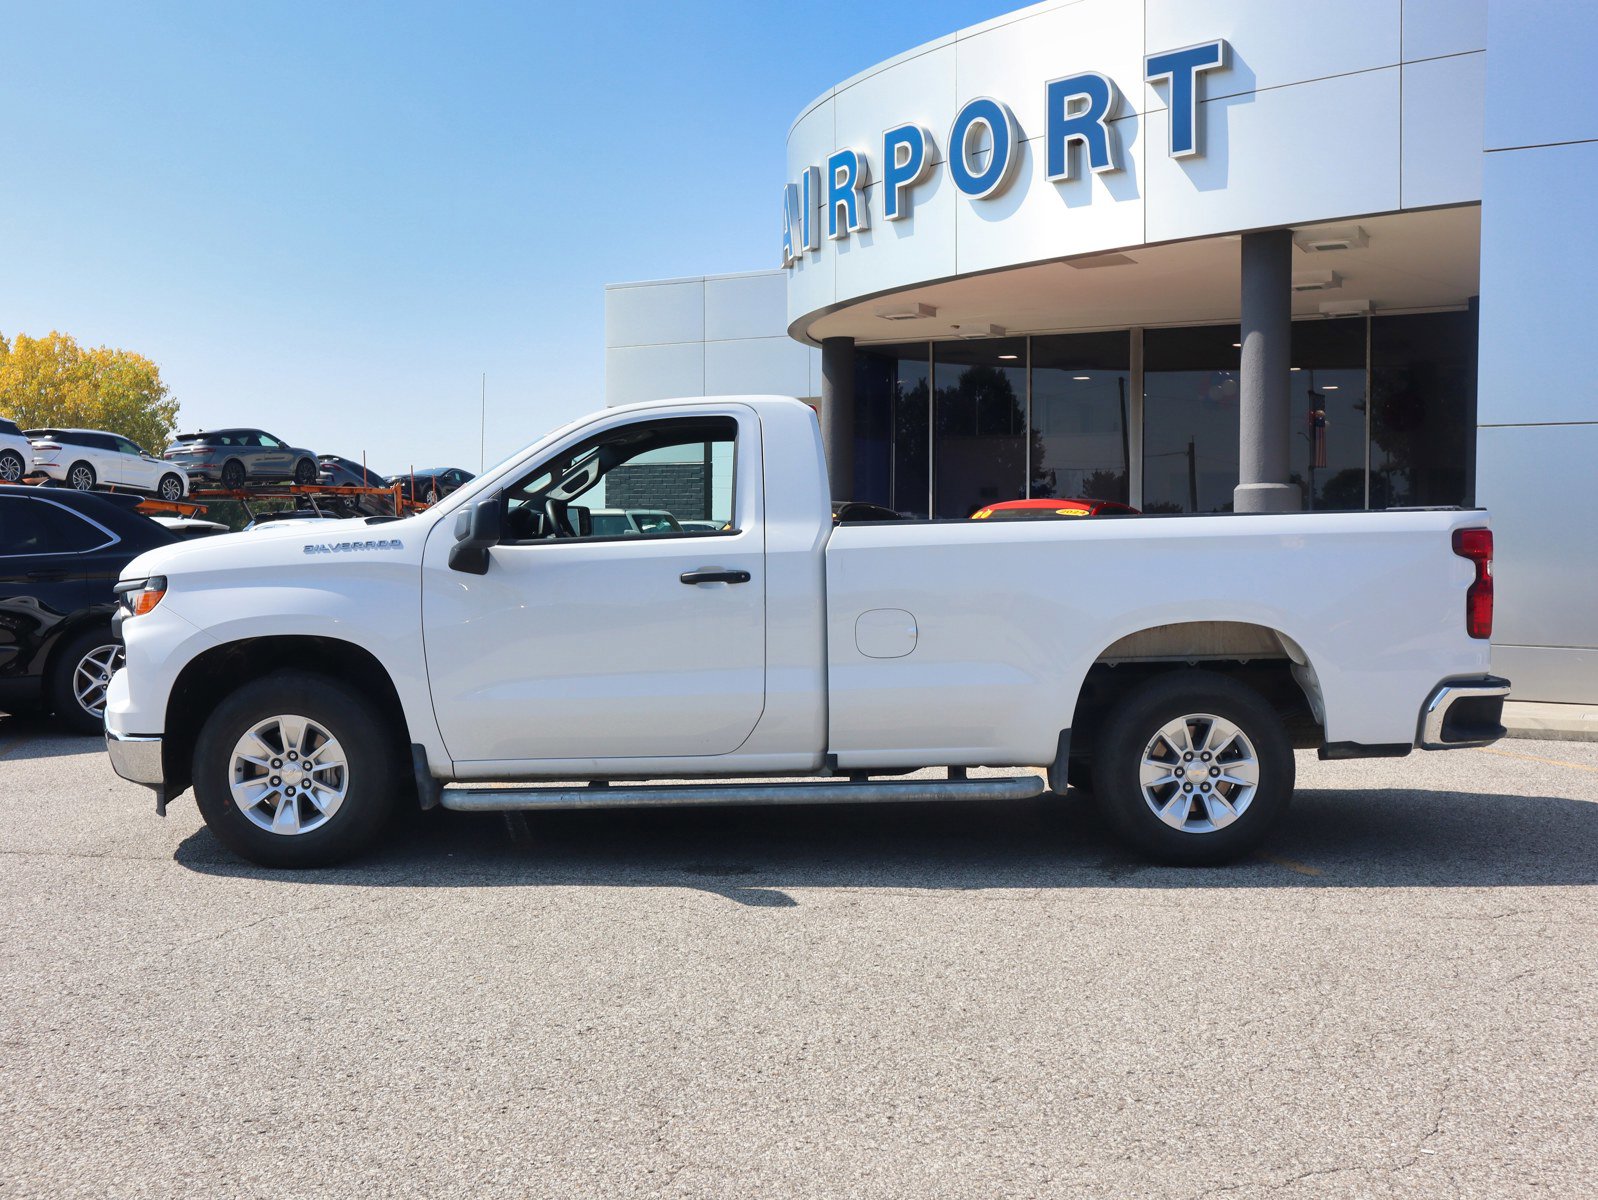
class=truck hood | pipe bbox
[119,514,432,581]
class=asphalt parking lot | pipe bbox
[2,718,1595,1199]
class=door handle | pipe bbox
[26,568,68,582]
[679,568,751,586]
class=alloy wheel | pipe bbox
[73,644,124,719]
[228,714,350,835]
[1137,712,1261,834]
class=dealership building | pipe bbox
[606,0,1597,720]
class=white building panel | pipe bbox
[1144,69,1402,245]
[1144,0,1400,110]
[1401,53,1486,209]
[705,337,812,399]
[1477,139,1598,426]
[603,279,704,349]
[704,272,789,343]
[1484,0,1598,151]
[833,168,959,312]
[604,342,704,407]
[956,0,1147,134]
[1402,0,1488,61]
[954,116,1146,278]
[1478,423,1598,658]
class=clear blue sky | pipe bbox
[1,1,1014,471]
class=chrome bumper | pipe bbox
[106,729,164,787]
[1418,675,1511,750]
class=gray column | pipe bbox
[820,336,856,500]
[1234,229,1301,513]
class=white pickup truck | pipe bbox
[105,396,1508,868]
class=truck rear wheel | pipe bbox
[192,670,399,868]
[1092,670,1294,866]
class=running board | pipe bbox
[438,775,1047,813]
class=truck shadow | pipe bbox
[171,785,1598,901]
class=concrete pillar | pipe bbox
[820,336,856,500]
[1234,229,1301,513]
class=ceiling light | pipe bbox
[876,302,937,321]
[1292,270,1342,292]
[1322,385,1340,391]
[1294,226,1369,253]
[1073,375,1091,380]
[1232,342,1242,348]
[1318,299,1372,318]
[998,353,1019,360]
[1291,367,1302,372]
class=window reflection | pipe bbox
[1371,312,1476,508]
[1030,332,1130,503]
[1143,325,1242,513]
[932,339,1027,518]
[1288,319,1367,511]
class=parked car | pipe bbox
[317,455,384,489]
[0,417,32,484]
[108,396,1507,870]
[150,516,231,540]
[832,500,904,523]
[389,467,474,505]
[26,428,190,499]
[971,497,1140,519]
[243,509,352,530]
[0,487,176,732]
[163,428,319,489]
[589,508,682,537]
[316,455,395,516]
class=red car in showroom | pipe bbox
[971,498,1140,520]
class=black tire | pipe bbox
[47,625,123,734]
[220,459,246,490]
[293,458,316,485]
[0,449,23,483]
[67,461,97,491]
[157,473,185,501]
[1092,670,1294,866]
[192,670,401,868]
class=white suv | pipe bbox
[27,427,190,499]
[0,417,31,483]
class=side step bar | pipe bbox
[439,774,1047,813]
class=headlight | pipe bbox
[113,576,168,617]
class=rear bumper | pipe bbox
[1417,675,1511,750]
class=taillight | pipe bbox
[1452,528,1493,639]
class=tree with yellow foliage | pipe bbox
[0,331,179,455]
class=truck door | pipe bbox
[420,406,765,764]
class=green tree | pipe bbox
[0,330,179,454]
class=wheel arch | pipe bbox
[1067,620,1326,768]
[162,635,412,800]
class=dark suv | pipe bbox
[164,428,319,489]
[0,489,176,732]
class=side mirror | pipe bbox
[448,496,503,575]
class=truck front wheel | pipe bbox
[1093,670,1294,866]
[192,671,399,868]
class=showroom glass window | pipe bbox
[932,337,1028,518]
[1370,311,1476,508]
[1287,318,1367,510]
[1030,332,1131,504]
[1142,325,1242,512]
[855,343,931,517]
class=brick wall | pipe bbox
[607,463,710,521]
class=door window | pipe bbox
[256,433,284,448]
[114,436,143,456]
[502,417,738,543]
[0,498,113,554]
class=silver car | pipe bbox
[163,428,320,489]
